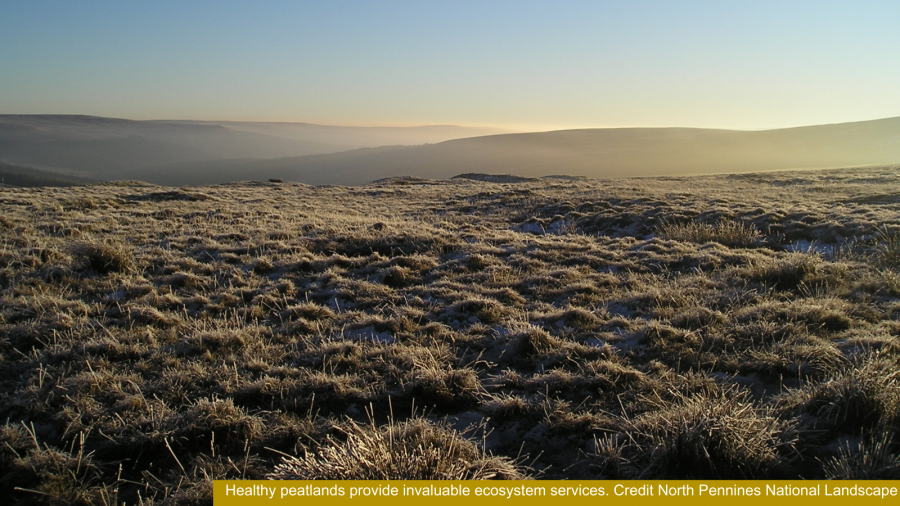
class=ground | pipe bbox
[2,167,900,504]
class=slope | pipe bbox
[135,116,900,186]
[0,115,503,181]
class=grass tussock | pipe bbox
[776,353,900,435]
[821,431,900,479]
[875,227,900,268]
[624,387,797,478]
[657,220,762,248]
[269,415,525,480]
[71,241,135,274]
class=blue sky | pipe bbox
[2,1,898,130]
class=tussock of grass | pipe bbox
[2,425,109,505]
[776,354,900,435]
[747,339,846,381]
[875,227,900,268]
[71,241,135,274]
[657,220,762,248]
[625,387,797,478]
[172,397,266,445]
[509,327,560,358]
[269,415,525,480]
[743,253,821,289]
[880,269,900,296]
[821,431,900,479]
[408,367,483,410]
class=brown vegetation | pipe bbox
[2,167,900,503]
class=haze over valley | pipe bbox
[0,114,503,185]
[3,114,900,186]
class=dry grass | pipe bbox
[3,166,900,502]
[623,387,797,478]
[875,227,900,268]
[657,220,762,248]
[269,414,524,480]
[821,431,900,479]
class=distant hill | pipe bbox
[3,115,900,186]
[0,115,504,182]
[132,116,900,186]
[0,161,97,187]
[125,146,411,186]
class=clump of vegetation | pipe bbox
[821,431,900,479]
[875,227,900,268]
[270,415,525,480]
[776,354,900,434]
[510,327,560,358]
[71,241,135,274]
[657,220,762,248]
[624,387,797,478]
[1,425,111,505]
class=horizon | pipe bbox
[2,1,899,131]
[3,112,899,135]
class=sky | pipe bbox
[2,1,899,131]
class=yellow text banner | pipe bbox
[214,480,899,506]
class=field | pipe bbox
[2,166,900,503]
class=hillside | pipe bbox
[395,116,900,178]
[0,115,502,182]
[0,161,97,187]
[136,116,900,186]
[2,166,900,502]
[4,115,900,187]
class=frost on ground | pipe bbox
[2,167,900,503]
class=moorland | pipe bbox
[2,166,900,504]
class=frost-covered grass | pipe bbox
[2,166,900,503]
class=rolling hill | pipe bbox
[0,115,503,182]
[135,116,900,186]
[0,161,98,187]
[2,115,900,186]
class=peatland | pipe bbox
[2,166,900,504]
